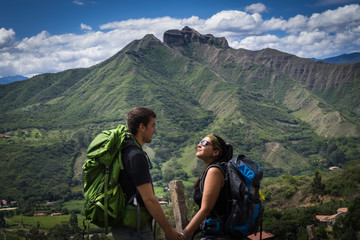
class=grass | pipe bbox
[6,201,98,232]
[9,214,95,230]
[63,200,85,212]
[154,186,166,197]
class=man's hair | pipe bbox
[126,106,157,135]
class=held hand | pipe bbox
[165,229,182,240]
[179,231,185,239]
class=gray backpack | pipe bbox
[201,155,264,238]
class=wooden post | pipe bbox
[169,180,189,233]
[307,225,317,240]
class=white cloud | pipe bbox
[0,30,117,77]
[81,23,92,31]
[222,4,360,58]
[245,3,267,14]
[204,11,263,32]
[73,0,84,6]
[0,28,16,48]
[232,34,281,50]
[284,15,309,32]
[1,4,360,78]
[308,4,360,31]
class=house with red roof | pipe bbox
[316,208,348,230]
[50,213,62,216]
[247,231,275,240]
[34,213,47,216]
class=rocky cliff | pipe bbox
[163,26,229,48]
[249,48,360,90]
[163,27,360,91]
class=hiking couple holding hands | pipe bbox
[112,106,234,240]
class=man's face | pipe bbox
[142,117,156,143]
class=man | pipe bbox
[112,106,182,240]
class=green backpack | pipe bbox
[83,124,129,232]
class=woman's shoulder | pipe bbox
[207,165,223,173]
[206,165,225,179]
[207,163,226,176]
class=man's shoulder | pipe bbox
[122,139,139,150]
[122,140,144,158]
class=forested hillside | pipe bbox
[1,27,359,215]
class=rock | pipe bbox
[163,26,229,48]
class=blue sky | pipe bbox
[1,0,360,77]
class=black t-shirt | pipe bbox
[119,141,153,207]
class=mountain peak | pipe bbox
[163,26,229,48]
[141,34,162,46]
[122,33,162,53]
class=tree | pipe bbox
[20,200,34,216]
[316,225,328,240]
[48,223,71,239]
[69,212,80,233]
[340,226,357,240]
[90,234,111,240]
[348,196,360,232]
[329,150,345,165]
[25,227,47,240]
[311,170,325,203]
[0,212,5,228]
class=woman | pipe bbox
[180,134,233,240]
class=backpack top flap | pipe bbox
[86,124,128,167]
[231,155,263,189]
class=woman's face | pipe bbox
[196,136,219,162]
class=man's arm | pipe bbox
[137,183,181,240]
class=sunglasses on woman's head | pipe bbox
[199,140,213,147]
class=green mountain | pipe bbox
[319,52,360,64]
[0,26,359,203]
[0,75,28,84]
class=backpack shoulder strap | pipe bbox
[200,163,227,193]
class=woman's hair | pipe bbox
[126,106,156,135]
[207,134,233,164]
[193,134,233,189]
